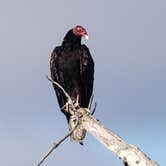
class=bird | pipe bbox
[50,25,94,144]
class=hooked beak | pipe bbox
[83,34,89,40]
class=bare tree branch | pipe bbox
[36,115,79,166]
[91,102,97,115]
[38,76,160,166]
[46,75,70,100]
[46,76,76,114]
[77,108,159,166]
[36,77,81,166]
[88,95,94,110]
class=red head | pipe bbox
[72,25,89,40]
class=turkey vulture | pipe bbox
[50,25,94,144]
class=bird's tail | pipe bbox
[68,115,86,145]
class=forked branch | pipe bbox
[80,108,159,166]
[37,76,159,166]
[46,75,71,102]
[37,76,79,166]
[36,118,79,166]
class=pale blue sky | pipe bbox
[0,0,165,165]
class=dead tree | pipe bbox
[37,77,159,166]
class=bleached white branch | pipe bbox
[77,108,159,166]
[46,75,71,102]
[46,76,76,115]
[36,118,79,166]
[38,77,160,166]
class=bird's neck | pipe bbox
[62,30,81,47]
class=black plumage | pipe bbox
[50,25,94,143]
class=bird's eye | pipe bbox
[77,27,83,32]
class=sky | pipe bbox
[0,0,166,165]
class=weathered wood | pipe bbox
[76,108,159,166]
[42,77,160,166]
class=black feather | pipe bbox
[50,28,94,123]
